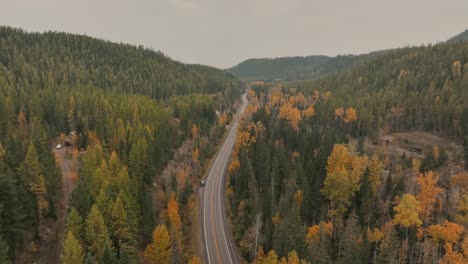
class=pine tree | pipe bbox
[0,172,20,259]
[21,142,48,235]
[144,224,172,264]
[85,204,109,258]
[110,196,130,245]
[62,232,84,264]
[67,207,83,240]
[0,236,10,264]
[129,137,149,185]
[100,240,117,264]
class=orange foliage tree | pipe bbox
[343,107,357,123]
[302,105,316,119]
[279,103,302,131]
[416,171,443,224]
[144,225,172,264]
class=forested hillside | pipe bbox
[228,41,468,264]
[0,26,241,263]
[227,55,363,82]
[447,29,468,43]
[0,26,240,100]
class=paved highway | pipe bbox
[201,93,247,264]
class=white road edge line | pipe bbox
[203,94,247,264]
[204,119,231,264]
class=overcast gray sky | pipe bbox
[0,0,467,68]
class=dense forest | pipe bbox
[0,26,241,263]
[227,51,389,82]
[228,40,468,264]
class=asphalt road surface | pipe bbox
[202,93,247,264]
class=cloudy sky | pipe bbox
[0,0,467,68]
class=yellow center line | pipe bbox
[210,162,223,263]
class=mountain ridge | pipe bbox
[228,29,467,82]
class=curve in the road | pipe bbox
[202,94,247,264]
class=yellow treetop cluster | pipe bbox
[302,105,316,118]
[335,107,358,123]
[367,227,384,243]
[343,107,358,123]
[306,221,333,243]
[255,248,310,264]
[228,158,241,174]
[322,144,369,216]
[392,194,423,228]
[416,171,443,222]
[279,103,302,131]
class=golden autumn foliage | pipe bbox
[294,190,303,208]
[451,172,468,225]
[294,92,306,105]
[168,193,182,230]
[306,222,333,243]
[367,227,384,243]
[188,256,201,264]
[392,194,422,228]
[368,156,383,194]
[427,221,464,247]
[247,88,257,100]
[191,124,198,139]
[279,103,302,131]
[462,236,468,258]
[234,122,264,156]
[192,148,199,161]
[144,225,172,264]
[291,151,300,158]
[176,168,188,189]
[416,171,443,222]
[255,248,309,264]
[343,107,357,123]
[439,248,466,264]
[280,251,310,264]
[269,89,283,106]
[235,130,255,155]
[322,144,369,216]
[228,159,241,173]
[302,105,316,118]
[334,107,344,119]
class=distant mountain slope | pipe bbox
[227,55,364,82]
[0,26,241,100]
[229,29,468,82]
[226,50,394,82]
[447,29,468,43]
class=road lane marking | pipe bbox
[203,94,247,264]
[205,122,232,264]
[203,176,211,264]
[211,168,223,264]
